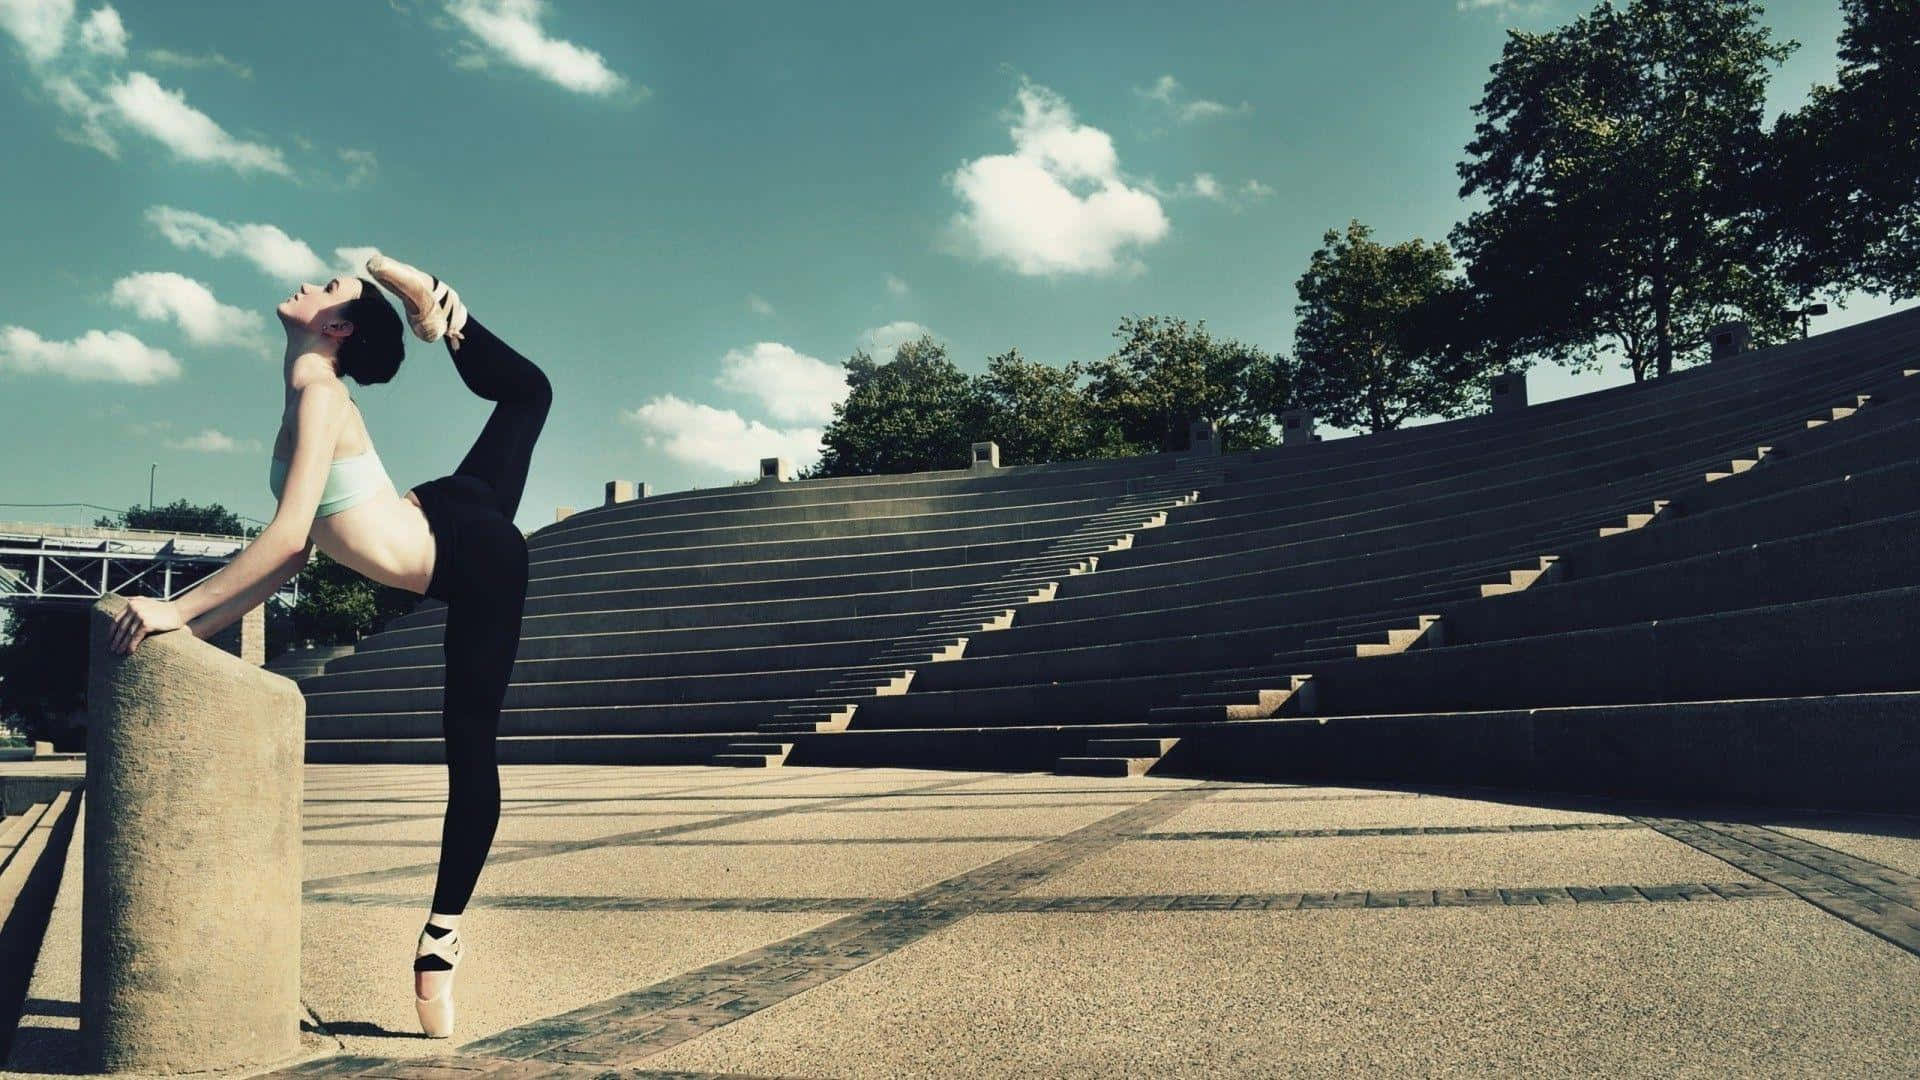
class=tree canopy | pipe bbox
[1292,221,1486,432]
[1451,0,1798,380]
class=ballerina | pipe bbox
[107,253,552,1039]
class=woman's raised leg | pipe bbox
[448,316,552,521]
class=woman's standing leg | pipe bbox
[430,516,529,915]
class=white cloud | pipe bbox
[165,427,259,452]
[76,4,123,57]
[109,272,266,348]
[1456,0,1552,14]
[713,342,845,425]
[0,0,74,63]
[339,147,377,187]
[144,206,380,284]
[885,273,910,297]
[444,0,627,96]
[1134,74,1249,124]
[943,80,1169,277]
[622,393,820,476]
[1243,178,1275,198]
[0,325,181,383]
[747,293,774,317]
[142,47,251,79]
[105,71,290,176]
[860,321,934,361]
[43,73,116,155]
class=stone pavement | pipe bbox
[8,764,1920,1077]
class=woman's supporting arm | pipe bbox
[174,380,347,638]
[180,540,312,641]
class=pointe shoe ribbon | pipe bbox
[414,926,465,1039]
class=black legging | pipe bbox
[408,314,551,915]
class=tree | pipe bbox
[971,348,1118,465]
[0,606,87,748]
[288,549,419,646]
[1083,315,1284,454]
[94,498,254,537]
[1451,0,1798,380]
[1764,0,1920,302]
[813,335,983,477]
[1291,221,1488,432]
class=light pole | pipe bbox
[148,462,156,508]
[1785,302,1829,340]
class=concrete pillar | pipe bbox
[1281,409,1316,447]
[204,602,266,666]
[554,506,575,522]
[759,457,791,483]
[1186,419,1220,456]
[604,480,645,506]
[970,441,1001,470]
[1490,371,1528,414]
[1708,321,1751,361]
[83,594,304,1074]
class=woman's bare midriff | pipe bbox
[308,488,438,597]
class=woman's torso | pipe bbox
[273,391,436,595]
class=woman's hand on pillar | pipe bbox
[110,596,192,655]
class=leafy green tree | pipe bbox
[1764,0,1919,302]
[1292,221,1488,432]
[0,607,87,748]
[288,549,419,646]
[1451,0,1798,380]
[1083,315,1283,454]
[813,335,983,477]
[93,499,254,537]
[972,348,1119,465]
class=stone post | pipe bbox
[759,457,791,483]
[83,594,304,1074]
[1490,371,1528,414]
[970,441,1001,470]
[604,480,644,506]
[1280,409,1316,447]
[1708,321,1751,361]
[203,601,265,666]
[1186,419,1220,456]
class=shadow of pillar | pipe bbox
[81,594,304,1074]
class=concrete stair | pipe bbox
[1056,737,1181,777]
[711,742,796,768]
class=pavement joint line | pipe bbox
[1138,822,1647,840]
[1636,816,1920,957]
[304,835,1068,849]
[300,881,1790,916]
[301,774,987,896]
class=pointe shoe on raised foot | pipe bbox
[366,254,469,349]
[414,924,466,1039]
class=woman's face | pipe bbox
[276,275,363,338]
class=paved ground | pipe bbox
[7,763,1920,1078]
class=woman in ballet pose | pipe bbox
[106,254,551,1039]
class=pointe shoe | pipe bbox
[366,254,469,349]
[413,923,466,1039]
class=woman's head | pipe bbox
[275,276,404,384]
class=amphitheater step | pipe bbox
[1055,756,1158,777]
[1086,737,1180,757]
[1301,615,1443,658]
[1705,445,1773,483]
[1597,500,1671,537]
[712,741,795,768]
[0,801,52,876]
[1155,676,1315,721]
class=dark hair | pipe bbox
[336,278,405,385]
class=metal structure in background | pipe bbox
[0,522,301,610]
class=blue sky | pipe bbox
[0,0,1903,535]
